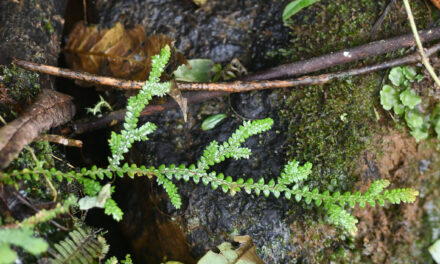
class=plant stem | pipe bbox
[403,0,440,87]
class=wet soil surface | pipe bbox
[91,0,296,263]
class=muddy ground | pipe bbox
[2,0,440,263]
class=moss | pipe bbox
[10,141,55,170]
[281,75,378,191]
[0,63,40,120]
[268,0,433,64]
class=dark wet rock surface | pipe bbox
[90,0,298,262]
[96,0,290,70]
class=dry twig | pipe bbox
[70,43,440,134]
[403,0,440,87]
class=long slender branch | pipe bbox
[13,42,440,93]
[70,43,440,134]
[14,26,440,90]
[403,0,440,87]
[241,26,440,81]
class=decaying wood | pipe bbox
[0,0,71,169]
[0,89,75,169]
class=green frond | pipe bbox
[50,227,108,264]
[104,198,124,222]
[197,118,274,170]
[278,160,312,185]
[108,45,171,168]
[156,173,182,209]
[326,205,358,236]
[0,228,48,263]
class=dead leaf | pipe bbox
[233,236,265,264]
[64,21,188,119]
[0,89,75,169]
[197,235,265,264]
[431,0,440,10]
[64,21,187,82]
[169,81,188,122]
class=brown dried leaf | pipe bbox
[233,235,265,264]
[431,0,440,10]
[0,89,75,169]
[64,21,187,82]
[64,22,188,120]
[197,235,265,264]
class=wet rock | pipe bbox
[93,0,296,262]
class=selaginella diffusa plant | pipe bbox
[1,46,418,240]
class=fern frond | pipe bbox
[197,118,274,170]
[278,160,312,185]
[108,45,171,168]
[0,228,48,259]
[50,227,108,264]
[326,204,358,236]
[156,173,182,209]
[104,198,124,222]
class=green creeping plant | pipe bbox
[1,46,418,240]
[379,66,440,143]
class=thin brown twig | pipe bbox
[241,26,440,81]
[403,0,440,87]
[35,134,83,148]
[12,191,68,231]
[82,0,87,24]
[370,0,397,39]
[13,41,440,93]
[71,43,440,134]
[14,26,440,90]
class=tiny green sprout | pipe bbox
[86,95,113,116]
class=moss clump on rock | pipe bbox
[0,63,40,119]
[281,75,379,191]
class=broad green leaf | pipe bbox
[282,0,320,21]
[0,243,17,264]
[380,85,399,110]
[400,89,421,109]
[410,126,429,142]
[393,103,405,116]
[202,114,227,131]
[405,109,424,129]
[388,67,404,86]
[173,59,215,83]
[402,66,417,81]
